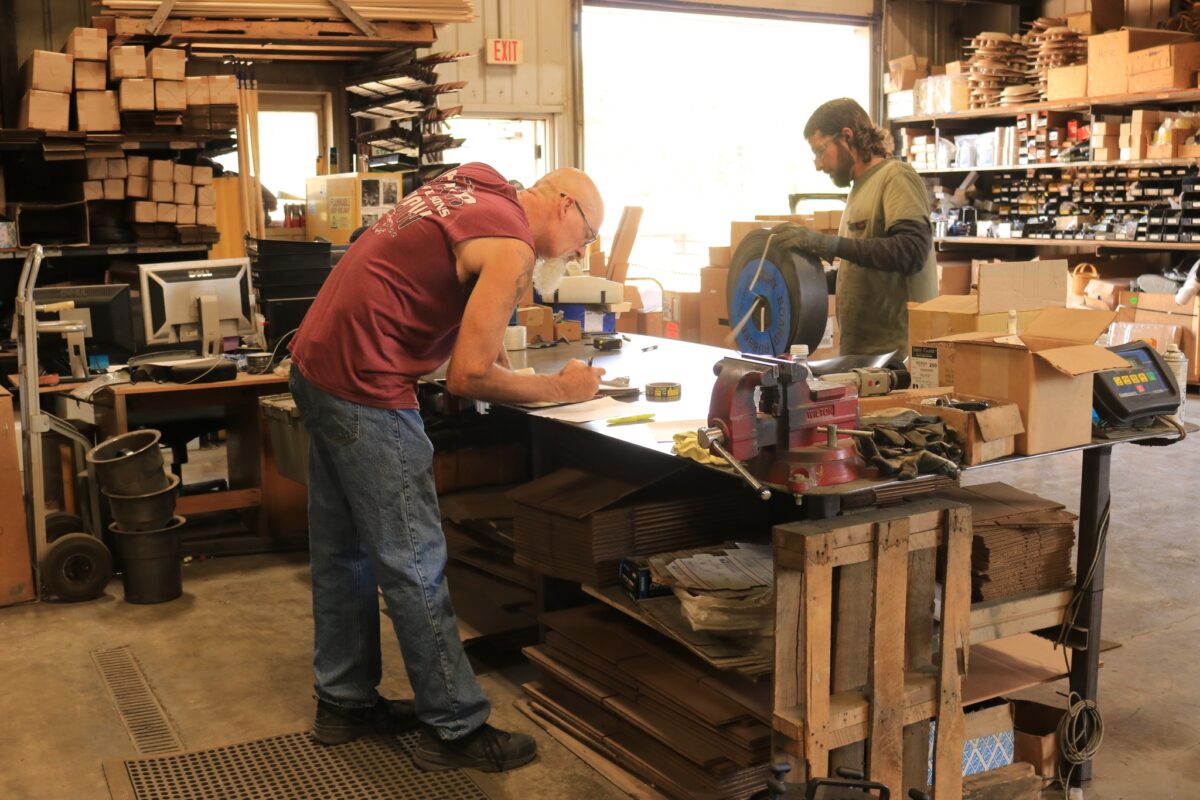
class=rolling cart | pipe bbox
[15,245,111,601]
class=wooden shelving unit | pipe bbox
[893,87,1200,125]
[935,235,1200,250]
[915,157,1200,175]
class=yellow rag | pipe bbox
[672,431,729,466]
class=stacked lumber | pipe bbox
[522,605,772,800]
[941,483,1076,602]
[97,0,475,23]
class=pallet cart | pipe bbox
[15,245,111,601]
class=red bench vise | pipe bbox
[698,354,869,499]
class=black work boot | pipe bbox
[412,723,537,772]
[310,696,420,745]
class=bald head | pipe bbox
[519,168,605,260]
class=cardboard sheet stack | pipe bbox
[510,468,768,587]
[440,486,535,590]
[942,483,1076,602]
[522,604,772,800]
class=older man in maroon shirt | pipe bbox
[289,164,604,772]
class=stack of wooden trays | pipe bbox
[1024,18,1088,101]
[965,31,1028,109]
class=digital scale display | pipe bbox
[1108,348,1169,399]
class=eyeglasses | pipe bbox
[561,192,598,248]
[811,133,844,163]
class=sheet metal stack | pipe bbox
[941,483,1076,602]
[1024,19,1088,101]
[510,468,768,587]
[966,32,1029,109]
[522,604,772,800]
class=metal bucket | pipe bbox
[103,473,181,532]
[87,430,169,496]
[111,516,186,604]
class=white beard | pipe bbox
[532,257,569,297]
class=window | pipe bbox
[212,93,329,221]
[443,116,552,188]
[582,5,872,287]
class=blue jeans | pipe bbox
[289,368,490,740]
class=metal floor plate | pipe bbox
[115,731,487,800]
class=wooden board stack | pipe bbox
[522,604,773,800]
[96,0,475,23]
[965,32,1029,109]
[1024,18,1087,102]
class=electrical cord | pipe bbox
[247,328,299,375]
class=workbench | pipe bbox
[483,332,1182,788]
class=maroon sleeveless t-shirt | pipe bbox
[289,163,533,409]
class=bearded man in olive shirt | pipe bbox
[776,98,938,356]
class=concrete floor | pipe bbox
[1,399,1197,800]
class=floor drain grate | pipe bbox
[120,730,487,800]
[92,646,184,755]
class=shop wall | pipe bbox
[886,0,1016,66]
[1040,0,1171,28]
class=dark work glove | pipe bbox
[771,222,839,264]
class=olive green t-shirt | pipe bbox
[835,158,938,356]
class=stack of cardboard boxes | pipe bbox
[123,159,217,226]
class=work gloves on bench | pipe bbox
[856,409,963,481]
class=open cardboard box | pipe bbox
[931,308,1128,455]
[905,393,1025,465]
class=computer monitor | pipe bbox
[33,284,136,374]
[139,258,258,356]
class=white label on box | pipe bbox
[910,345,940,389]
[583,310,606,332]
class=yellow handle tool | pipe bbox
[606,413,655,426]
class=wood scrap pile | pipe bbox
[940,483,1076,602]
[96,0,475,23]
[510,468,769,587]
[522,605,773,800]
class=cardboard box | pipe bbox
[65,27,107,61]
[19,90,69,132]
[553,320,581,342]
[938,261,972,295]
[125,175,149,198]
[975,258,1069,313]
[1012,700,1063,778]
[662,290,701,342]
[102,178,125,200]
[1131,108,1164,128]
[516,304,555,345]
[932,308,1128,454]
[74,59,107,91]
[925,701,1016,784]
[106,158,127,179]
[191,165,213,185]
[1129,40,1200,74]
[905,394,1024,465]
[156,79,187,111]
[86,158,108,180]
[709,246,731,268]
[908,297,1044,388]
[131,201,157,223]
[150,159,174,181]
[1046,64,1094,101]
[207,75,238,105]
[82,180,103,201]
[197,205,217,226]
[730,220,774,254]
[1087,28,1195,97]
[74,90,119,132]
[1066,11,1098,35]
[1090,121,1122,137]
[146,48,186,80]
[699,267,730,347]
[173,163,193,184]
[23,50,73,93]
[156,202,177,223]
[1082,277,1134,310]
[127,155,149,177]
[118,78,154,111]
[185,75,210,105]
[196,184,217,206]
[108,45,146,80]
[887,54,929,92]
[176,204,197,225]
[1091,146,1121,162]
[0,388,35,608]
[150,180,174,202]
[1129,66,1199,93]
[174,182,196,205]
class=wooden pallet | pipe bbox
[772,498,972,798]
[95,15,437,60]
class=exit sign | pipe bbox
[486,38,523,65]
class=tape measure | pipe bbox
[645,381,681,402]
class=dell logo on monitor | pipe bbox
[187,269,214,279]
